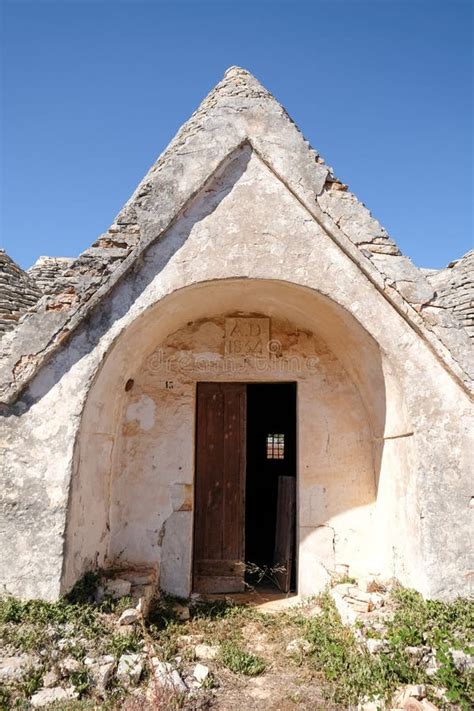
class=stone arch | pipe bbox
[62,278,413,597]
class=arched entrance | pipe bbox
[63,278,412,598]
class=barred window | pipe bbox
[266,433,285,459]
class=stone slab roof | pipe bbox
[0,67,472,403]
[425,250,474,340]
[27,256,76,296]
[0,250,42,335]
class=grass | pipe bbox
[301,588,474,709]
[219,642,266,676]
[0,576,472,710]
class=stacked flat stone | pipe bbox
[27,256,75,296]
[27,232,137,307]
[0,250,42,335]
[425,250,474,339]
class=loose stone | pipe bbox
[151,658,187,693]
[116,653,144,686]
[118,607,141,625]
[30,686,78,708]
[286,638,312,655]
[194,643,219,660]
[193,663,209,686]
[0,654,40,682]
[84,655,115,692]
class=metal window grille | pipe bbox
[266,433,285,459]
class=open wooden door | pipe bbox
[273,475,296,593]
[193,383,246,593]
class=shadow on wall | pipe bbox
[61,278,396,595]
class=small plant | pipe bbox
[332,572,357,585]
[386,588,474,708]
[15,665,44,698]
[220,642,266,676]
[68,667,91,697]
[245,561,287,590]
[0,684,11,711]
[65,571,101,605]
[190,599,236,620]
[107,629,142,657]
[0,595,26,624]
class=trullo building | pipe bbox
[0,68,472,602]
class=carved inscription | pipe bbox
[224,317,270,357]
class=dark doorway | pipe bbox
[245,383,297,592]
[193,382,297,595]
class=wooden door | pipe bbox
[193,383,246,593]
[273,476,296,593]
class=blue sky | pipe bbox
[1,0,472,270]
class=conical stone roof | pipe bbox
[0,67,472,402]
[425,250,474,340]
[0,250,41,334]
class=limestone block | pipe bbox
[173,603,190,621]
[317,190,390,246]
[194,643,219,661]
[131,583,155,616]
[365,638,387,655]
[116,653,144,686]
[0,654,40,682]
[370,254,434,304]
[84,655,115,692]
[419,701,439,710]
[59,657,81,674]
[42,668,60,688]
[193,663,209,686]
[392,685,427,706]
[286,638,312,655]
[449,648,474,671]
[118,608,140,625]
[160,511,193,597]
[151,659,187,693]
[30,686,78,707]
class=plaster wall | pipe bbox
[1,146,472,601]
[107,316,376,598]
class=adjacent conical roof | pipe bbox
[27,256,75,295]
[0,250,41,334]
[425,250,474,340]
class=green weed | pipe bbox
[220,642,266,675]
[0,684,11,711]
[302,589,474,708]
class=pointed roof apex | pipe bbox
[207,65,273,102]
[223,65,250,77]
